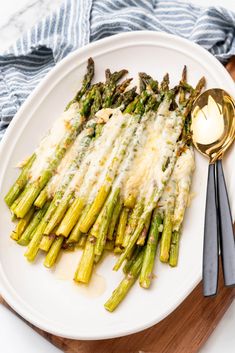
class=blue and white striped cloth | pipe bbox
[1,0,235,139]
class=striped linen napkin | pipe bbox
[0,0,235,139]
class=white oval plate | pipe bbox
[0,32,234,340]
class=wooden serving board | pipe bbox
[0,59,235,353]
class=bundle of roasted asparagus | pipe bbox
[5,58,205,311]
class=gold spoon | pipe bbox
[191,88,235,296]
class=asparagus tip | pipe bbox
[181,65,187,82]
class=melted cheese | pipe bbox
[116,121,145,192]
[87,116,139,202]
[95,108,116,123]
[144,110,183,201]
[16,155,31,168]
[78,109,129,198]
[63,108,128,199]
[46,126,93,198]
[172,148,195,231]
[122,99,183,208]
[122,111,161,200]
[30,102,82,181]
[39,98,194,229]
[158,147,195,230]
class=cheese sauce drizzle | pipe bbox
[30,103,82,182]
[158,147,195,230]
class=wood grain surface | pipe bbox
[1,57,235,353]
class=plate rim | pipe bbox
[0,30,234,340]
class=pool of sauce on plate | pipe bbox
[54,250,106,298]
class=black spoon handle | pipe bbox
[216,159,235,287]
[203,163,219,296]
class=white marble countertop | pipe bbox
[0,0,63,52]
[0,0,234,352]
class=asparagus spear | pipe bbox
[169,231,180,267]
[186,76,205,109]
[104,250,144,312]
[109,92,164,250]
[39,234,56,252]
[14,105,88,218]
[114,140,180,272]
[90,84,102,116]
[179,65,187,105]
[53,197,84,237]
[44,236,64,268]
[35,122,97,211]
[5,154,36,207]
[122,200,144,247]
[139,72,147,93]
[77,185,111,234]
[36,133,94,211]
[10,207,34,241]
[24,197,63,261]
[85,104,149,243]
[89,201,106,238]
[160,73,170,92]
[77,58,95,99]
[123,246,142,274]
[139,73,158,94]
[159,211,173,263]
[102,69,128,108]
[77,234,87,248]
[79,89,150,235]
[34,187,48,208]
[79,85,100,118]
[37,117,98,235]
[74,235,96,283]
[115,207,129,246]
[24,220,48,261]
[13,75,103,219]
[65,57,95,110]
[49,84,134,237]
[119,78,203,269]
[94,188,120,256]
[113,98,184,270]
[10,189,25,213]
[77,114,140,234]
[107,199,122,240]
[136,211,152,246]
[118,87,137,110]
[66,204,90,244]
[124,194,136,209]
[158,145,195,266]
[111,78,132,104]
[169,147,195,266]
[14,168,52,218]
[17,202,50,246]
[139,211,162,288]
[42,140,98,238]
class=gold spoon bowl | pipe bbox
[191,89,235,163]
